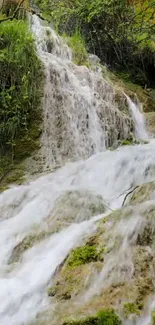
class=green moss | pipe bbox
[120,139,132,146]
[63,316,98,325]
[48,286,57,297]
[63,309,121,325]
[123,303,140,317]
[0,159,26,192]
[67,244,103,267]
[151,311,155,325]
[129,182,155,205]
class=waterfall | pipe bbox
[1,140,155,324]
[1,14,155,325]
[30,15,133,169]
[126,95,149,140]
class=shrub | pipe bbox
[64,31,88,65]
[97,309,121,325]
[67,244,102,267]
[0,19,43,158]
[123,303,140,317]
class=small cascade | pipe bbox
[30,15,133,169]
[126,95,149,140]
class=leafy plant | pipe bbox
[36,0,155,86]
[67,244,102,267]
[63,31,88,65]
[0,19,43,158]
[123,303,140,317]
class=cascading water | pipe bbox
[126,95,149,140]
[1,14,155,325]
[30,15,133,170]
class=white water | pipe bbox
[30,15,133,169]
[126,95,149,140]
[1,140,155,324]
[0,14,154,325]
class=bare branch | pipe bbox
[0,0,25,23]
[122,186,139,207]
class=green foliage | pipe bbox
[123,303,140,317]
[63,309,122,324]
[37,0,155,87]
[97,310,121,325]
[67,244,102,267]
[63,31,88,65]
[120,140,132,146]
[0,19,43,158]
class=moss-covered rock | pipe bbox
[129,182,155,205]
[123,302,140,317]
[63,309,121,325]
[47,242,104,301]
[9,231,50,263]
[46,190,106,232]
[67,245,103,267]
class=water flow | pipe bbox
[30,15,133,169]
[126,95,149,140]
[1,140,155,324]
[0,14,154,325]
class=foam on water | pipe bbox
[126,95,149,140]
[0,14,154,325]
[1,140,155,324]
[30,14,133,169]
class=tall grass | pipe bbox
[0,19,43,157]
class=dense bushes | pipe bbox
[34,0,155,87]
[0,19,43,158]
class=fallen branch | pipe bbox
[122,186,139,206]
[117,185,133,198]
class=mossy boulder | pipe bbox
[48,243,104,301]
[46,190,106,232]
[9,230,50,263]
[67,245,103,267]
[123,302,140,317]
[129,182,155,205]
[63,309,121,325]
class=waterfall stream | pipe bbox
[1,14,155,325]
[30,15,133,170]
[126,95,149,140]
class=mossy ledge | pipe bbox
[63,309,122,325]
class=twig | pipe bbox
[117,185,133,198]
[122,186,139,206]
[0,0,25,23]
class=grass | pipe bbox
[63,31,89,66]
[0,18,44,187]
